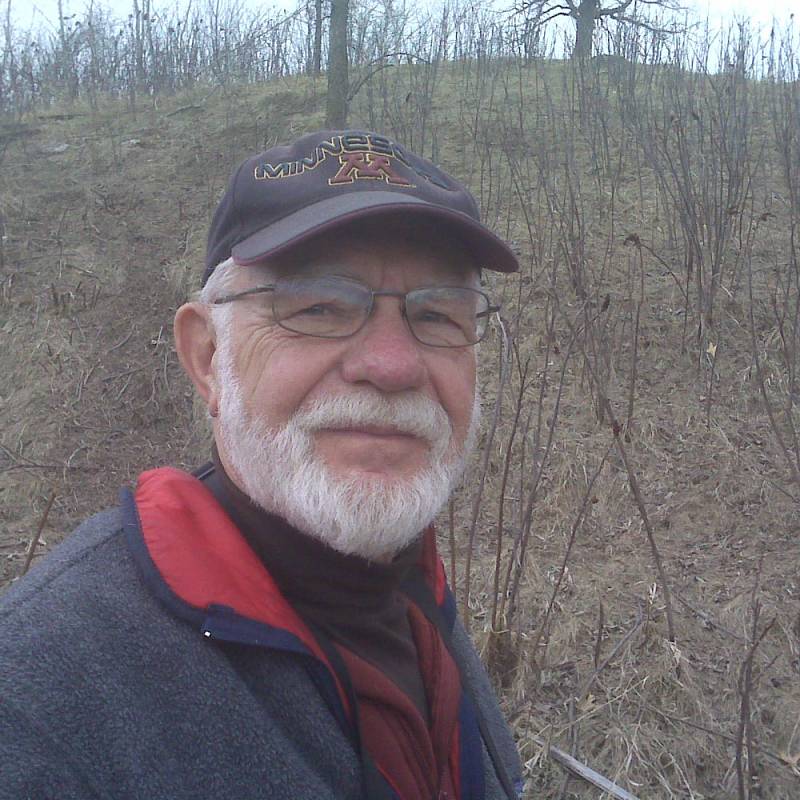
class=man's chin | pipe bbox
[319,463,431,488]
[312,435,434,481]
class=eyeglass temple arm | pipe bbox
[212,286,276,305]
[477,305,501,319]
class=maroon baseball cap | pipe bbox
[203,129,519,285]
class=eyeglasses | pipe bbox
[212,275,498,348]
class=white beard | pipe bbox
[215,336,480,562]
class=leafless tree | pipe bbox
[513,0,684,59]
[326,0,349,126]
[308,0,324,76]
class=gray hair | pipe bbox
[200,257,275,341]
[197,257,236,343]
[199,257,237,304]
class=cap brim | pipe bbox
[231,191,519,273]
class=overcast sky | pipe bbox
[10,0,797,38]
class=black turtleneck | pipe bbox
[201,455,430,724]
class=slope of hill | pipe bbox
[1,58,799,798]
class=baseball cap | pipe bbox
[203,129,519,285]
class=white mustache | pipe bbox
[290,392,452,450]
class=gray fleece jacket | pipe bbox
[0,478,522,800]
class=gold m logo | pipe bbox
[329,152,414,187]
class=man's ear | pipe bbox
[174,302,220,417]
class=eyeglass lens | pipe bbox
[271,277,489,347]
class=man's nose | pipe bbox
[339,300,427,393]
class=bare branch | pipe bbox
[594,0,634,18]
[615,14,685,33]
[539,8,577,25]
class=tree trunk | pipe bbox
[326,0,349,127]
[312,0,323,76]
[133,0,145,87]
[573,0,597,60]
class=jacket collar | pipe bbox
[123,466,448,649]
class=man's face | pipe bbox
[212,225,482,560]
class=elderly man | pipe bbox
[0,129,522,799]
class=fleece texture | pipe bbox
[0,505,522,800]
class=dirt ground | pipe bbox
[1,70,799,798]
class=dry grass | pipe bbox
[2,56,800,798]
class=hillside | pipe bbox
[2,52,800,798]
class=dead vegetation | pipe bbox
[1,4,800,797]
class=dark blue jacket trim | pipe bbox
[202,604,312,654]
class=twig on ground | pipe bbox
[0,443,84,474]
[526,442,612,662]
[578,600,645,700]
[105,329,134,353]
[20,490,56,577]
[593,600,605,668]
[674,591,745,642]
[735,557,776,800]
[533,736,641,800]
[644,702,791,770]
[607,402,677,645]
[166,104,204,117]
